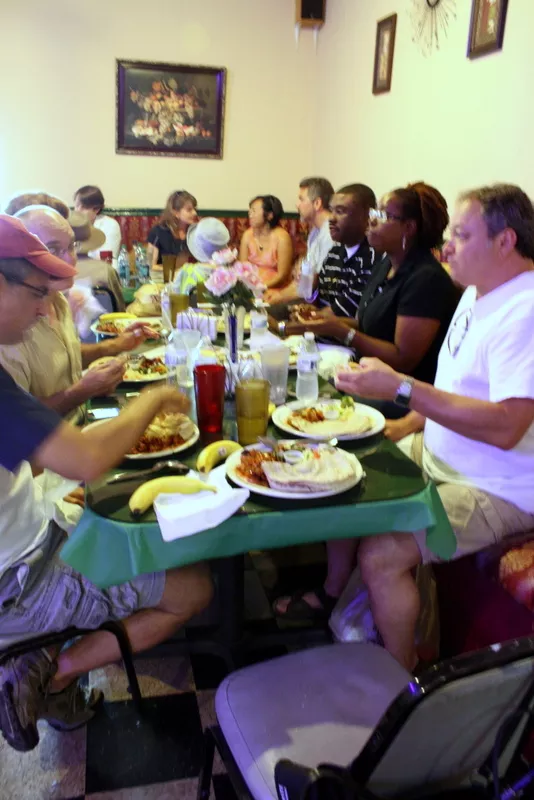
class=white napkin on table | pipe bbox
[154,465,249,542]
[176,311,217,342]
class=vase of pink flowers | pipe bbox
[204,253,265,364]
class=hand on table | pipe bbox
[384,418,414,443]
[334,358,402,400]
[81,358,126,397]
[63,487,85,508]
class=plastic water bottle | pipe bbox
[117,245,130,288]
[296,332,319,403]
[298,259,314,302]
[249,303,269,349]
[133,241,150,285]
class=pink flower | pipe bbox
[205,266,237,297]
[212,247,238,266]
[233,261,266,296]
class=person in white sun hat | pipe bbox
[174,217,232,296]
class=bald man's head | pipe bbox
[15,205,77,269]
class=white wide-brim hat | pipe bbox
[187,217,230,263]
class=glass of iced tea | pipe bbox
[235,379,270,446]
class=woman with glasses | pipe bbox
[239,195,294,293]
[273,182,459,624]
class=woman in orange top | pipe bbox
[239,195,293,290]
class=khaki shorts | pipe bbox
[401,433,534,564]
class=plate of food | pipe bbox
[226,441,363,499]
[90,316,163,339]
[272,397,385,440]
[88,355,168,383]
[85,413,199,459]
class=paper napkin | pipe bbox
[153,465,249,542]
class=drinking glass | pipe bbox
[170,292,190,326]
[260,346,290,405]
[235,379,270,446]
[162,254,177,283]
[194,364,226,440]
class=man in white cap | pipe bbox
[0,215,212,752]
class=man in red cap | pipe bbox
[0,215,213,752]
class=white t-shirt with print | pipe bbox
[423,271,534,513]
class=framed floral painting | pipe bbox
[372,13,397,95]
[467,0,509,59]
[116,60,226,159]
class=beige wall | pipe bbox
[0,0,316,211]
[313,0,532,210]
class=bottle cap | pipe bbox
[304,331,315,341]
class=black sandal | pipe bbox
[272,586,338,623]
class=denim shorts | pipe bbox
[0,523,165,638]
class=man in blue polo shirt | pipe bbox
[0,215,212,751]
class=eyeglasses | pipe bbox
[447,309,472,358]
[369,209,405,224]
[5,276,50,300]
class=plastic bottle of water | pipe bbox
[296,332,319,403]
[249,302,269,349]
[133,241,150,285]
[117,245,130,288]
[298,259,314,302]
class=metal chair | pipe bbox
[92,284,119,314]
[197,637,534,799]
[0,620,143,714]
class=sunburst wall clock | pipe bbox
[411,0,456,55]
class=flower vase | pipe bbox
[224,305,246,362]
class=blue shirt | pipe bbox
[0,366,61,472]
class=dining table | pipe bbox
[64,316,456,664]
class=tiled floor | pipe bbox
[0,548,327,799]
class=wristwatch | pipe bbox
[344,329,357,347]
[394,376,414,408]
[277,320,286,337]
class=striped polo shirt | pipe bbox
[318,238,378,318]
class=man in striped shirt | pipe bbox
[317,183,378,318]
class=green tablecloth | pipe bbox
[60,436,456,589]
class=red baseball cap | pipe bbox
[0,214,77,279]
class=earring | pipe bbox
[402,235,406,252]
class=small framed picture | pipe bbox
[373,14,397,95]
[116,59,226,159]
[467,0,509,59]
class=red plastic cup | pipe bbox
[194,364,226,439]
[100,250,113,264]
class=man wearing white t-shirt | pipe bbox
[74,185,122,269]
[335,183,534,672]
[264,176,334,304]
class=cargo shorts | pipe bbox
[0,523,165,638]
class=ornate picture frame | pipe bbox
[373,14,397,95]
[467,0,508,59]
[116,59,226,159]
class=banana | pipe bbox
[99,312,138,322]
[196,440,242,473]
[129,476,217,517]
[268,402,275,418]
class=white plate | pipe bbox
[225,442,363,499]
[90,316,163,339]
[272,400,386,441]
[84,418,199,460]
